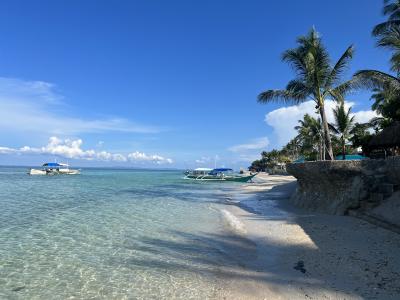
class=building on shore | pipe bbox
[367,122,400,158]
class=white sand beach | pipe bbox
[216,174,400,299]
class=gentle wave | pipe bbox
[220,208,247,235]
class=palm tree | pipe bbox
[376,26,400,73]
[350,122,373,150]
[371,87,400,123]
[353,1,400,115]
[281,137,302,161]
[295,114,324,160]
[258,28,354,160]
[331,103,355,160]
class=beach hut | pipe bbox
[368,122,400,158]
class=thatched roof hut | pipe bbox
[369,122,400,149]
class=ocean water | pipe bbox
[0,167,244,299]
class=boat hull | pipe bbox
[28,169,47,175]
[185,174,256,182]
[28,168,80,175]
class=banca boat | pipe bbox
[29,163,80,175]
[184,168,256,182]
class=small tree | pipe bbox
[331,103,355,160]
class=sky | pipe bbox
[0,0,391,169]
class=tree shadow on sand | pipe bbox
[108,179,400,299]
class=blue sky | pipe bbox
[0,0,390,168]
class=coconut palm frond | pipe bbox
[327,79,357,101]
[325,45,354,89]
[282,48,308,78]
[373,0,400,35]
[329,123,339,134]
[257,89,306,104]
[373,20,400,36]
[352,69,400,90]
[376,26,400,49]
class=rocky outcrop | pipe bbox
[286,157,400,216]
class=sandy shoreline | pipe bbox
[216,173,400,300]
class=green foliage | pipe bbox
[294,114,325,159]
[250,1,400,167]
[352,1,400,129]
[349,123,373,150]
[371,87,400,124]
[331,103,355,159]
[257,28,355,160]
[249,149,290,171]
[372,0,400,73]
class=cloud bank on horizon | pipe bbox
[0,136,173,164]
[0,77,173,166]
[264,100,378,148]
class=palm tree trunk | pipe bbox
[342,137,346,160]
[319,141,323,161]
[319,104,334,160]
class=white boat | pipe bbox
[29,163,80,175]
[184,168,213,177]
[184,168,257,182]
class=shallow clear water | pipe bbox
[0,167,240,299]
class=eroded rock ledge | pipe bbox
[286,157,400,218]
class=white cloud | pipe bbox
[233,153,261,163]
[228,137,269,152]
[194,155,220,165]
[0,136,173,164]
[0,77,161,136]
[265,100,378,147]
[0,146,17,154]
[0,78,62,104]
[195,156,211,164]
[127,151,173,164]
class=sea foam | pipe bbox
[220,208,247,235]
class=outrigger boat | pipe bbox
[184,168,257,182]
[29,163,80,175]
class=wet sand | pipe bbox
[217,173,400,299]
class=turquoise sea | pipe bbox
[0,167,244,299]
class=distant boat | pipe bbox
[28,163,80,175]
[184,168,257,182]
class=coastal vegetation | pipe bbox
[331,103,355,161]
[251,0,400,169]
[257,28,355,160]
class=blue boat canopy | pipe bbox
[42,163,61,167]
[209,168,233,175]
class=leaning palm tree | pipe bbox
[258,28,354,160]
[331,103,355,160]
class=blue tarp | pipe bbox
[42,163,61,167]
[209,168,233,175]
[212,168,233,172]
